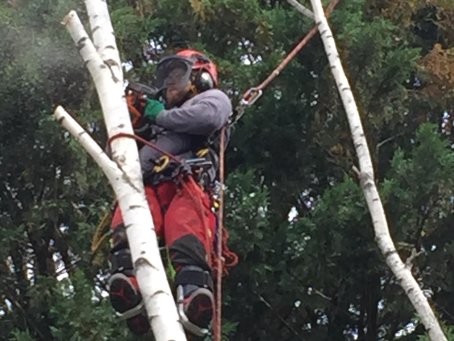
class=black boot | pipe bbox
[108,247,150,335]
[175,265,214,337]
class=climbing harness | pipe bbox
[152,155,171,173]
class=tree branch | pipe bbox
[309,0,447,340]
[55,2,187,339]
[287,0,314,20]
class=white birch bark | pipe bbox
[55,1,186,340]
[287,0,314,20]
[308,0,447,340]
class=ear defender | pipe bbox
[192,70,215,93]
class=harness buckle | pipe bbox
[185,157,213,172]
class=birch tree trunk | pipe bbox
[308,0,447,339]
[54,1,186,340]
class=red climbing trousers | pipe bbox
[110,175,216,271]
[108,175,217,335]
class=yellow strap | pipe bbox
[90,210,112,266]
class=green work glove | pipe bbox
[144,99,165,122]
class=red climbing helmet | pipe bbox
[176,49,218,87]
[155,49,218,93]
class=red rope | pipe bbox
[213,127,225,341]
[233,0,340,124]
[108,132,181,163]
[220,229,239,271]
[254,0,339,93]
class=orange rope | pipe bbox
[220,228,238,271]
[214,126,226,341]
[256,0,339,91]
[232,0,340,125]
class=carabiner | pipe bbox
[152,155,170,173]
[240,87,263,107]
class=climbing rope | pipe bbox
[210,2,341,339]
[231,0,340,127]
[214,126,226,341]
[108,132,182,164]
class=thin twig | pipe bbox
[252,290,304,339]
[405,248,423,270]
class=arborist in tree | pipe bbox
[107,49,232,337]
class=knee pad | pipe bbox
[169,235,209,270]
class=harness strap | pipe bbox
[174,265,214,290]
[110,248,134,276]
[144,149,215,187]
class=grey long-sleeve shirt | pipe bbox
[139,88,231,172]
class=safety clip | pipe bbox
[240,87,263,107]
[152,155,170,173]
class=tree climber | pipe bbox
[107,49,232,336]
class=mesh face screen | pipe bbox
[155,57,193,91]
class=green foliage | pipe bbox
[0,1,112,339]
[385,124,454,240]
[9,330,35,341]
[1,0,454,339]
[48,271,131,340]
[110,5,161,65]
[225,170,271,254]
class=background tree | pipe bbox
[1,0,453,340]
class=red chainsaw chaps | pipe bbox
[110,176,216,266]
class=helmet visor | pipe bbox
[155,56,193,91]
